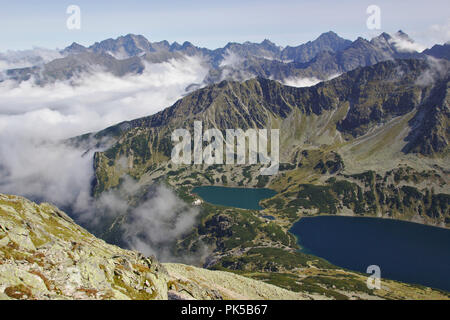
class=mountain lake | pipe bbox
[290,216,450,292]
[192,186,277,210]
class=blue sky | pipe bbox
[0,0,449,51]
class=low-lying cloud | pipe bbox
[389,34,427,53]
[0,54,209,262]
[415,56,450,86]
[0,47,63,73]
[219,49,244,68]
[282,76,321,88]
[74,176,205,263]
[0,55,209,139]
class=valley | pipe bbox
[1,26,449,300]
[68,57,449,297]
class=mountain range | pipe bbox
[4,31,446,86]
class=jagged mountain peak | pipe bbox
[395,30,410,39]
[353,36,370,44]
[261,38,278,47]
[392,30,416,45]
[423,42,450,60]
[348,37,374,51]
[181,41,194,48]
[371,32,392,42]
[88,33,152,58]
[169,41,182,50]
[67,42,86,49]
[61,42,88,55]
[316,30,340,40]
[280,31,352,63]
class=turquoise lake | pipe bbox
[192,186,277,210]
[290,216,450,292]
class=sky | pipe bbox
[0,0,449,51]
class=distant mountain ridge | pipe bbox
[4,31,443,85]
[61,32,349,62]
[423,43,450,60]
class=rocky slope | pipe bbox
[1,193,448,300]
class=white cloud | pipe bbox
[0,55,209,140]
[71,176,203,262]
[219,49,243,68]
[415,56,449,86]
[282,76,321,88]
[280,72,341,88]
[389,33,427,53]
[119,183,201,261]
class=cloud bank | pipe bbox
[0,55,209,262]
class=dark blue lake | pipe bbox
[290,216,450,292]
[192,186,276,210]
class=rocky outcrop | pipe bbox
[0,193,169,300]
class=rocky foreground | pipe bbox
[0,193,313,300]
[0,193,448,300]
